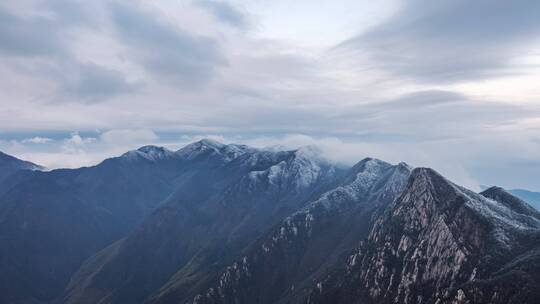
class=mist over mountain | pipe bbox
[0,140,538,304]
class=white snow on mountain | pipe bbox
[246,146,334,192]
[448,180,540,230]
[176,139,255,162]
[275,158,410,241]
[121,145,176,162]
[307,158,393,210]
[427,170,540,247]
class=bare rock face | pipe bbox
[443,187,540,304]
[307,168,540,304]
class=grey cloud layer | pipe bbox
[61,62,137,101]
[196,0,248,28]
[0,2,134,102]
[1,0,540,190]
[108,1,225,87]
[0,0,227,102]
[340,0,540,83]
[0,6,65,57]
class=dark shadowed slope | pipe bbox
[0,151,42,179]
[0,151,42,195]
[62,146,345,304]
[0,140,268,303]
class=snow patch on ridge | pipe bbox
[304,158,392,210]
[121,145,176,162]
[246,147,329,191]
[177,139,254,162]
[421,168,540,247]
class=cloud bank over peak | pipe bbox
[1,0,540,191]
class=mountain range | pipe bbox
[0,140,538,304]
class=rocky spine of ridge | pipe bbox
[307,168,540,304]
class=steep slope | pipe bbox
[62,146,345,304]
[451,186,540,304]
[0,151,42,178]
[184,159,412,304]
[0,140,255,304]
[0,151,42,195]
[307,168,540,304]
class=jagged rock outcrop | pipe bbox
[306,169,540,304]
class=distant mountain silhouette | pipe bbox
[0,151,42,195]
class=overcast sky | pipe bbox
[1,0,540,191]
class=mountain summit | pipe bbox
[121,145,177,162]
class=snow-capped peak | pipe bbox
[244,146,338,194]
[397,161,413,171]
[176,139,255,162]
[197,138,225,149]
[293,145,326,162]
[176,139,224,159]
[121,145,175,162]
[306,158,395,210]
